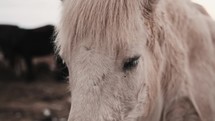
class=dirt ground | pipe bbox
[0,64,70,121]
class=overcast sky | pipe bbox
[0,0,61,28]
[0,0,214,28]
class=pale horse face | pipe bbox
[64,36,149,121]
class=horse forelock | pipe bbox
[56,0,147,59]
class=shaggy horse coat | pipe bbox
[55,0,215,121]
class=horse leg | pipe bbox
[8,55,20,75]
[54,57,69,82]
[25,57,34,82]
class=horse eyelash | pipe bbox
[123,55,140,71]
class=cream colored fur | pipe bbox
[55,0,215,121]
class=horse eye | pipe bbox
[123,56,140,71]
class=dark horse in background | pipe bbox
[16,25,55,80]
[0,24,68,81]
[0,25,25,67]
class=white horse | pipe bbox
[55,0,215,121]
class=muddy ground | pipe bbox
[0,64,70,121]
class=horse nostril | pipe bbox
[102,74,106,80]
[84,46,91,51]
[93,82,97,86]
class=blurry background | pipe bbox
[0,0,214,121]
[0,0,70,121]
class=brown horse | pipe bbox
[55,0,215,121]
